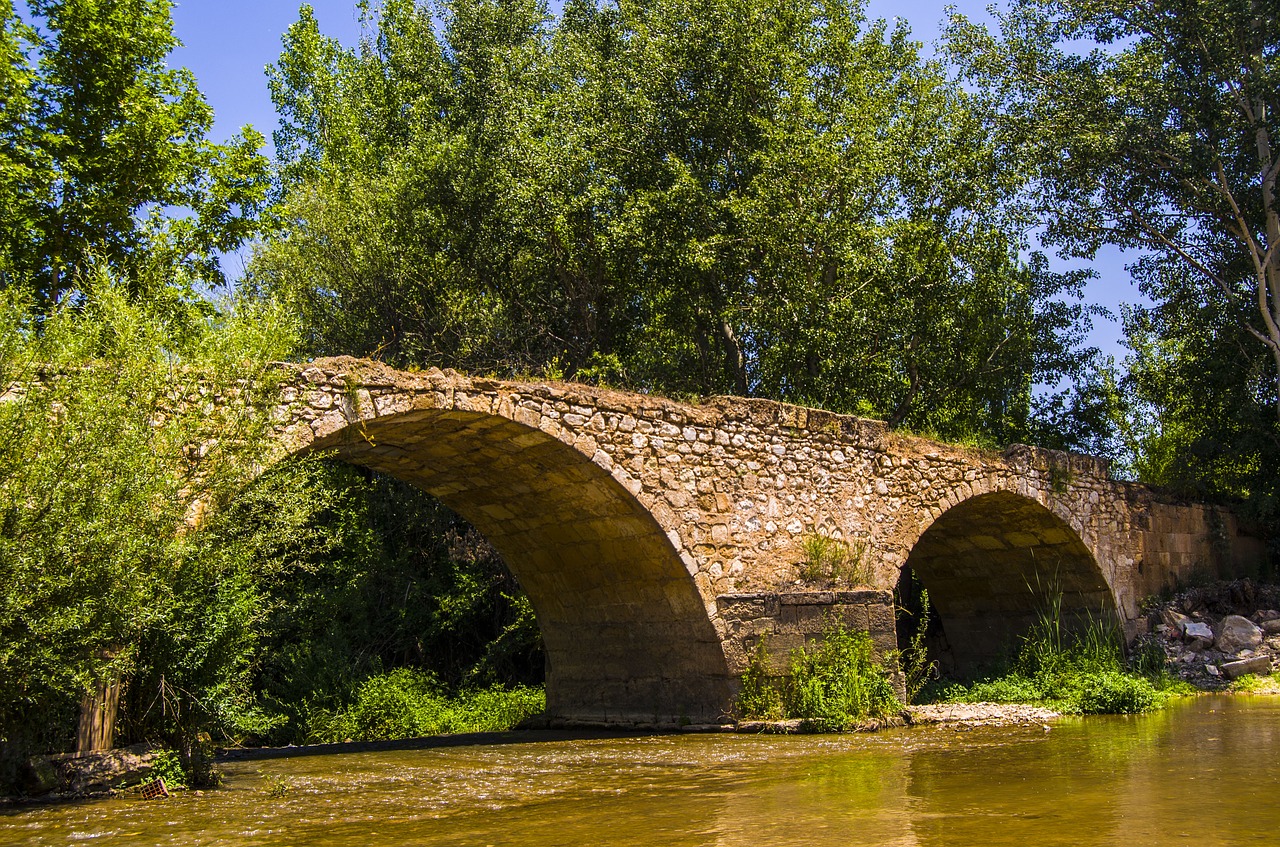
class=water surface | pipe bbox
[4,695,1276,846]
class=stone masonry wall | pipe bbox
[270,357,1266,722]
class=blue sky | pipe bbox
[169,0,1138,358]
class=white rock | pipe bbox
[1184,621,1214,651]
[1215,615,1264,654]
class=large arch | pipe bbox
[301,404,734,725]
[901,490,1117,673]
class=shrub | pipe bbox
[311,669,544,743]
[1076,671,1158,714]
[735,640,784,720]
[149,751,188,790]
[736,622,900,729]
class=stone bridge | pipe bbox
[270,357,1265,725]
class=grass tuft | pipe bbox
[799,534,871,585]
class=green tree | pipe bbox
[947,0,1279,508]
[0,276,296,782]
[256,0,1097,446]
[0,0,270,307]
[257,0,559,371]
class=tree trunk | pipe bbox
[719,318,748,396]
[76,674,122,754]
[76,649,124,754]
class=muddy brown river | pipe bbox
[3,694,1276,845]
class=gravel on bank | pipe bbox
[905,703,1060,728]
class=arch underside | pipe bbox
[905,491,1116,672]
[309,407,732,724]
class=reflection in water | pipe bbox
[3,696,1278,846]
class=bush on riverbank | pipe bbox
[931,605,1178,714]
[307,669,544,742]
[736,623,901,730]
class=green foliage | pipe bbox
[799,534,870,585]
[0,0,270,306]
[202,457,545,746]
[252,0,1101,449]
[947,0,1280,527]
[148,750,187,791]
[1127,636,1170,680]
[1074,671,1157,715]
[936,604,1163,715]
[786,625,901,730]
[898,588,938,703]
[309,669,544,742]
[264,775,291,798]
[735,639,784,721]
[736,623,901,730]
[0,273,297,783]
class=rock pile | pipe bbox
[1141,580,1280,688]
[906,702,1060,729]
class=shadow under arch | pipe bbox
[300,406,733,725]
[901,490,1117,674]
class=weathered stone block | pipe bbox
[716,593,780,620]
[1222,655,1271,678]
[780,591,834,606]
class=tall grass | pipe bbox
[736,622,901,730]
[934,598,1177,715]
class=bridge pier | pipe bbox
[716,590,903,695]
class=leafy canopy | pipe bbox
[0,0,270,308]
[0,276,296,765]
[253,0,1101,448]
[947,0,1279,509]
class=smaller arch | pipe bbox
[901,490,1116,673]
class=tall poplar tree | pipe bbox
[948,0,1280,511]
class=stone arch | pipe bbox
[291,394,734,725]
[900,490,1117,672]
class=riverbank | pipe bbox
[1139,578,1280,688]
[11,578,1280,804]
